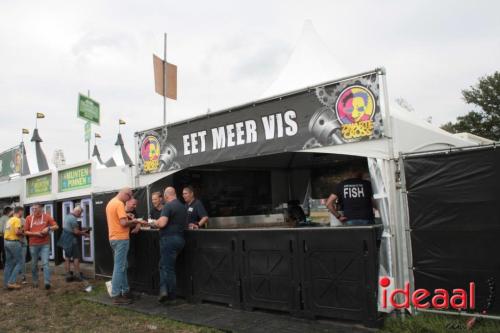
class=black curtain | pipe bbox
[404,147,500,313]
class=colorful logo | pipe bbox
[140,135,161,172]
[335,85,376,140]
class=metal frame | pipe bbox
[80,198,94,262]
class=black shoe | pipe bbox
[122,292,134,301]
[65,274,73,282]
[112,296,132,305]
[158,292,168,303]
[45,284,51,290]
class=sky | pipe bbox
[0,0,499,169]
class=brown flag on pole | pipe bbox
[153,54,177,100]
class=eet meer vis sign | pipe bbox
[78,94,100,125]
[27,174,52,197]
[58,164,91,192]
[137,71,384,175]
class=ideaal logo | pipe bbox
[380,276,475,310]
[335,85,375,140]
[140,135,161,172]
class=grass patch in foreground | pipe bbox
[381,312,500,333]
[0,273,220,333]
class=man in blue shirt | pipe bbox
[182,186,208,230]
[152,187,187,303]
[57,206,89,282]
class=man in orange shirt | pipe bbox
[106,187,144,305]
[24,203,59,289]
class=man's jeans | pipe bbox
[159,235,185,296]
[4,240,22,286]
[346,219,374,226]
[110,239,130,297]
[30,244,51,285]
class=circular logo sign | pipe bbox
[335,85,375,125]
[141,135,161,172]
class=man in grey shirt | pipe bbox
[57,206,89,282]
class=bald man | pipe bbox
[106,187,144,305]
[152,187,187,303]
[57,206,89,282]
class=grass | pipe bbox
[380,312,500,333]
[3,271,500,332]
[0,272,220,333]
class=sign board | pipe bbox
[78,94,100,125]
[153,54,177,100]
[27,174,52,197]
[58,164,92,192]
[0,146,23,180]
[84,121,91,142]
[137,71,384,175]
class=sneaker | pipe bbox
[112,296,132,305]
[45,284,51,290]
[7,283,21,290]
[21,276,27,285]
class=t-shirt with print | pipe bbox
[63,214,79,233]
[25,213,57,246]
[4,216,21,241]
[335,178,374,221]
[186,199,208,225]
[106,197,129,240]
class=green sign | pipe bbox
[27,174,52,197]
[78,94,100,125]
[84,121,91,142]
[59,164,91,192]
[0,146,22,180]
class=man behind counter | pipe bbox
[150,191,164,220]
[326,167,376,226]
[182,186,208,230]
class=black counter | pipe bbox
[122,226,380,326]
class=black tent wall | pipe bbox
[93,187,149,278]
[404,146,500,313]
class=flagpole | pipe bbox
[163,33,167,125]
[87,90,91,160]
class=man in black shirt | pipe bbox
[150,191,164,220]
[182,186,208,230]
[152,187,187,303]
[326,168,376,226]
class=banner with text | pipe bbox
[136,71,383,175]
[27,174,52,197]
[58,164,92,192]
[0,145,23,180]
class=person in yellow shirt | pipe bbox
[3,207,24,290]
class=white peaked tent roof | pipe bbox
[261,20,347,99]
[261,20,476,158]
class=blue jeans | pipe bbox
[346,219,374,226]
[19,242,27,276]
[110,239,130,297]
[4,240,23,286]
[30,244,51,285]
[159,235,185,296]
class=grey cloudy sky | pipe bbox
[0,0,499,166]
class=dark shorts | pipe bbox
[63,242,81,260]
